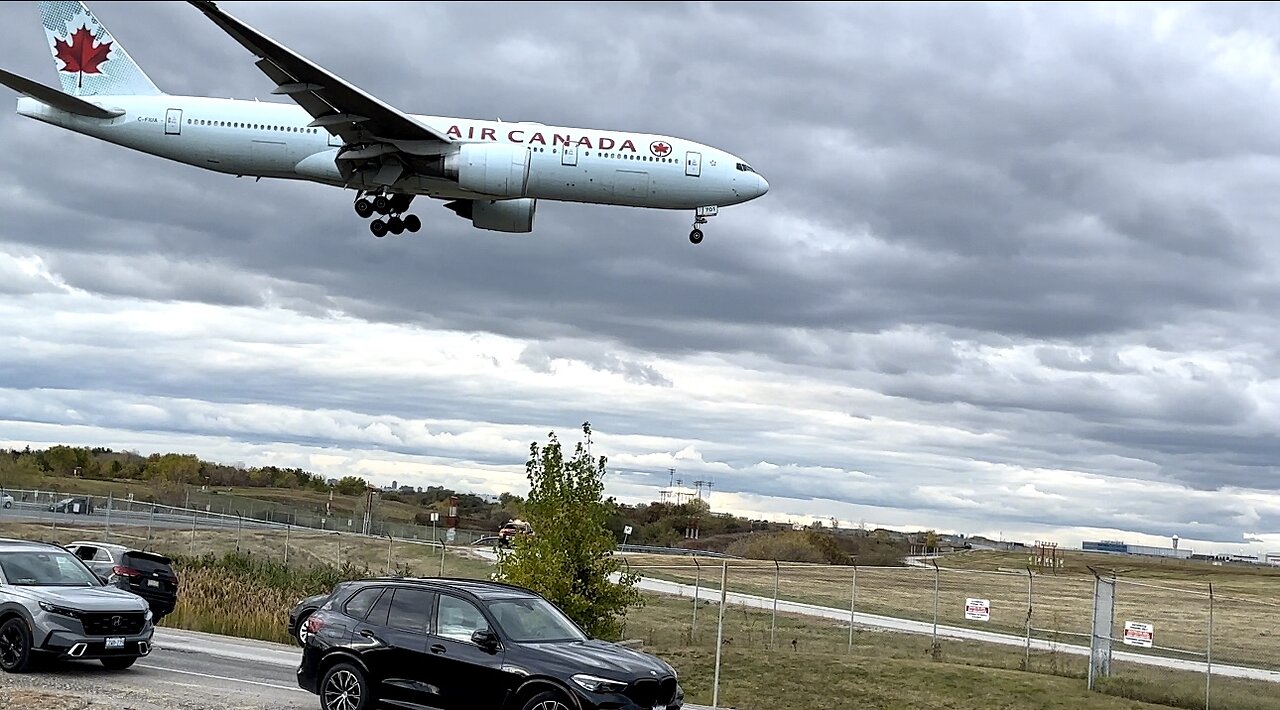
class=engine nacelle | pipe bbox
[444,143,531,198]
[446,198,537,233]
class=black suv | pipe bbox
[298,577,683,710]
[64,542,179,622]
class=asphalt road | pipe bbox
[6,627,715,710]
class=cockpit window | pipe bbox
[735,162,755,173]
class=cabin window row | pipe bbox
[187,118,320,134]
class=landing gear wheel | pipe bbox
[0,617,33,673]
[403,214,421,233]
[521,690,573,710]
[354,199,373,219]
[388,216,404,235]
[373,195,391,215]
[321,662,373,710]
[689,228,704,245]
[101,656,137,671]
[370,219,388,238]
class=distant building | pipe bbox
[1082,540,1192,559]
[1266,552,1280,567]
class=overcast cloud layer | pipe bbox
[4,1,1280,554]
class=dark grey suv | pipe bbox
[0,539,154,672]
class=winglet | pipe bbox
[0,67,123,118]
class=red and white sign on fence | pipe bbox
[1123,621,1154,648]
[965,598,991,621]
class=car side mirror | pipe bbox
[471,628,499,652]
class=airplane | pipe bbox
[1,1,769,244]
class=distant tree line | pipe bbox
[0,445,909,565]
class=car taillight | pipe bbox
[112,565,142,577]
[305,615,325,634]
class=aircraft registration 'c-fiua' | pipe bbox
[2,1,769,243]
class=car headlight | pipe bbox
[38,602,82,619]
[144,609,153,621]
[571,674,629,693]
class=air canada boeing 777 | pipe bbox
[1,1,768,243]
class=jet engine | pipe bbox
[445,198,537,233]
[444,143,531,198]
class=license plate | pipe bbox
[147,579,161,588]
[105,637,125,649]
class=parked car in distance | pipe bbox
[497,519,533,548]
[298,577,683,710]
[1,494,12,509]
[0,538,154,672]
[63,542,179,622]
[48,497,94,515]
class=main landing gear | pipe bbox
[689,205,718,245]
[354,192,421,238]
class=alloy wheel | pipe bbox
[323,669,362,710]
[532,701,571,710]
[0,625,25,669]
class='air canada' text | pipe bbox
[446,124,639,153]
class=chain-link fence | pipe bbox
[619,557,1280,710]
[0,486,490,546]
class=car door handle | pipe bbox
[430,644,446,654]
[359,629,380,642]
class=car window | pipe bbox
[0,550,100,586]
[343,587,383,620]
[386,588,432,634]
[365,587,393,626]
[487,597,587,643]
[70,546,94,560]
[93,548,115,563]
[436,594,489,643]
[121,551,170,574]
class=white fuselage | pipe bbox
[16,95,767,210]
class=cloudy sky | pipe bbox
[4,1,1280,555]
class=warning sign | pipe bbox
[1123,621,1154,648]
[964,598,991,622]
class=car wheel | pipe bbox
[321,662,372,710]
[295,611,313,646]
[0,618,33,673]
[101,656,137,671]
[522,690,574,710]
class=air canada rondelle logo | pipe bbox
[53,25,112,90]
[650,140,672,158]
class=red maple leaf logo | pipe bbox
[53,25,112,90]
[651,141,672,157]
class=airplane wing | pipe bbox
[187,0,452,183]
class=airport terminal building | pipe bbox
[1082,540,1193,559]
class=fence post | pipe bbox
[190,513,196,556]
[712,560,729,709]
[848,565,857,653]
[1025,566,1034,668]
[236,512,243,551]
[692,557,702,636]
[146,505,155,546]
[1206,582,1214,710]
[931,559,940,653]
[105,492,113,538]
[438,538,446,576]
[386,534,394,574]
[1087,569,1115,691]
[770,560,779,650]
[284,523,291,565]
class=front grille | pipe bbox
[81,612,146,636]
[626,676,677,707]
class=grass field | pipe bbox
[621,550,1280,673]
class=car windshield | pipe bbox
[0,550,101,587]
[487,597,587,643]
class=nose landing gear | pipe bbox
[689,205,717,245]
[355,191,421,238]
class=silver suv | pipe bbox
[0,539,153,672]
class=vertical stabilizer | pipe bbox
[38,1,162,96]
